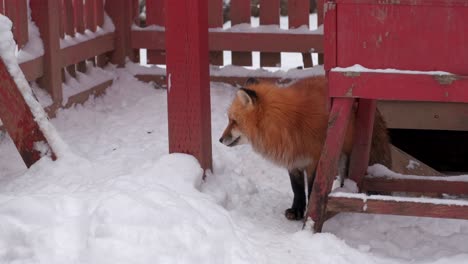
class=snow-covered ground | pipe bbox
[1,65,468,263]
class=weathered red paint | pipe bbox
[165,0,212,171]
[146,0,166,64]
[259,0,281,67]
[329,72,468,103]
[348,99,376,186]
[0,58,55,167]
[230,0,252,66]
[306,98,354,232]
[288,0,312,67]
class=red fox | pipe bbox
[219,77,392,220]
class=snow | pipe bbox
[368,164,468,182]
[332,64,453,75]
[1,8,468,263]
[330,192,468,206]
[210,23,322,35]
[1,64,468,263]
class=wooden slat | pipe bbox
[19,56,44,81]
[30,0,63,106]
[4,1,18,44]
[166,0,212,171]
[288,0,312,67]
[328,194,468,220]
[131,29,324,53]
[230,0,252,66]
[15,0,29,48]
[329,72,468,103]
[64,0,76,77]
[60,33,114,67]
[378,101,468,131]
[259,0,281,67]
[317,0,324,64]
[0,58,55,167]
[323,1,336,75]
[73,0,87,73]
[94,0,108,67]
[0,1,4,14]
[105,0,135,66]
[146,0,166,64]
[306,98,355,232]
[208,0,223,65]
[85,0,96,31]
[362,176,468,196]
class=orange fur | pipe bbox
[221,76,391,174]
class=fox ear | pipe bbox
[245,77,259,86]
[237,88,257,106]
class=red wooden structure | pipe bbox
[307,0,468,232]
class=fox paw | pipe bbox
[285,208,304,220]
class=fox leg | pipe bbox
[285,169,306,220]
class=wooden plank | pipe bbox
[64,0,76,78]
[105,0,135,66]
[19,56,44,81]
[335,3,468,75]
[146,0,166,64]
[85,0,96,31]
[335,0,468,7]
[73,0,87,73]
[94,0,108,67]
[329,72,468,103]
[165,0,212,171]
[208,0,223,65]
[378,101,468,131]
[131,29,324,53]
[30,0,63,106]
[64,79,112,108]
[362,176,468,196]
[259,0,281,67]
[0,58,55,167]
[15,0,29,48]
[230,0,252,66]
[317,0,324,65]
[390,145,442,176]
[60,33,114,67]
[328,194,468,220]
[306,98,354,232]
[288,0,312,67]
[0,1,4,14]
[348,99,376,185]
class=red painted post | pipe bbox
[348,99,377,186]
[105,0,135,66]
[73,0,87,73]
[208,0,223,65]
[306,98,354,232]
[259,0,281,67]
[165,0,213,171]
[288,0,312,67]
[64,0,76,78]
[0,58,55,167]
[230,0,252,66]
[146,0,166,64]
[15,0,29,48]
[30,0,63,109]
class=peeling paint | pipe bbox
[345,85,354,97]
[378,0,401,4]
[434,75,458,85]
[376,34,383,47]
[343,72,361,77]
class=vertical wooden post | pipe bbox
[30,0,63,109]
[73,0,87,73]
[165,0,213,171]
[289,0,312,67]
[146,0,166,64]
[208,0,224,65]
[259,0,281,67]
[348,99,377,185]
[105,0,135,66]
[230,0,252,66]
[64,0,76,78]
[0,58,55,167]
[317,0,325,65]
[306,98,354,232]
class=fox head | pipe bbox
[219,78,260,147]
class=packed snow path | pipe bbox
[0,68,468,264]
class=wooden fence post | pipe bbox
[30,0,63,110]
[165,0,213,171]
[105,0,135,66]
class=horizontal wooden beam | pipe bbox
[335,0,468,7]
[60,33,114,67]
[328,193,468,220]
[64,79,113,108]
[362,176,468,195]
[378,101,468,131]
[19,56,43,81]
[329,71,468,103]
[131,29,323,53]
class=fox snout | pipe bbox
[219,124,247,147]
